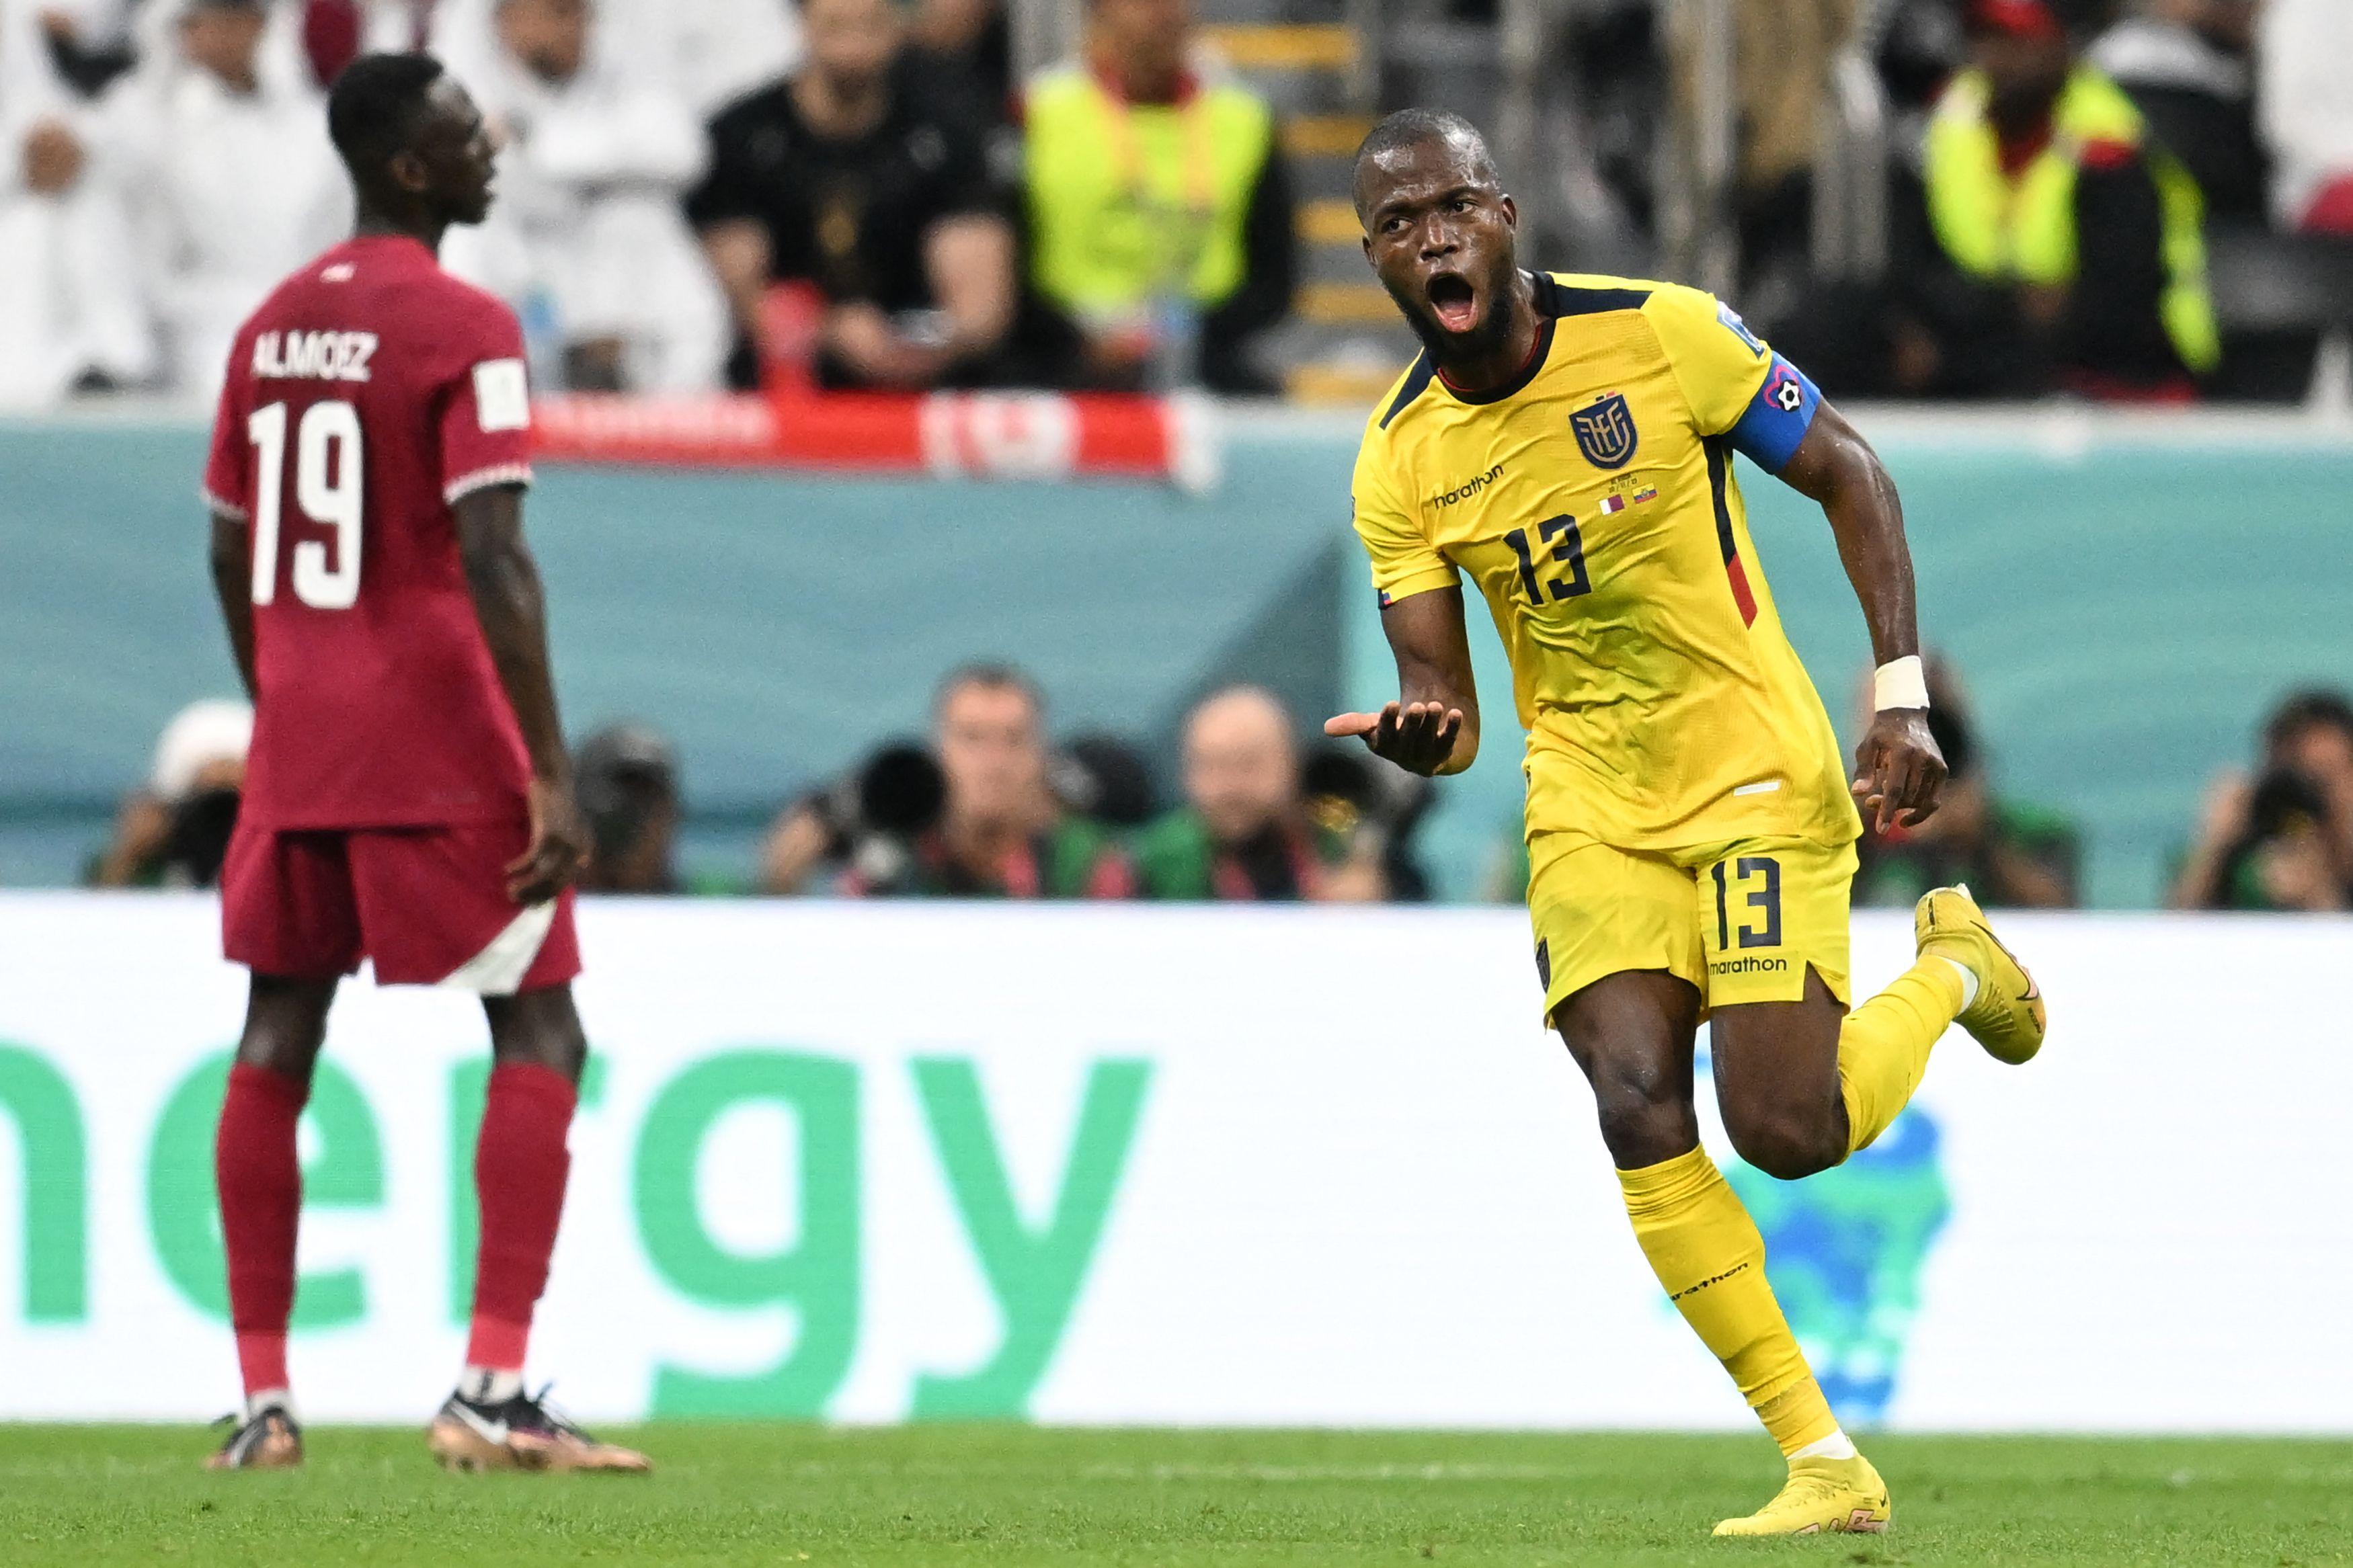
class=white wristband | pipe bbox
[1874,655,1929,712]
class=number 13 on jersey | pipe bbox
[1505,515,1591,604]
[247,399,364,610]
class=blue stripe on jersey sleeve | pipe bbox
[1727,355,1821,474]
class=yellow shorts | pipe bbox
[1527,831,1858,1026]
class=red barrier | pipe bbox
[532,390,1218,491]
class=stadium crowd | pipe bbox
[1,0,2348,405]
[84,664,2353,913]
[0,0,1300,402]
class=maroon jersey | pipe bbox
[204,235,536,830]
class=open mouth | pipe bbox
[1426,272,1479,333]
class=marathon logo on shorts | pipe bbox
[253,330,378,384]
[1710,955,1788,977]
[1429,462,1505,509]
[1534,938,1552,989]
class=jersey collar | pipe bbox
[1433,271,1558,406]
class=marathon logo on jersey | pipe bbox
[252,330,378,384]
[1429,462,1505,509]
[1570,393,1638,470]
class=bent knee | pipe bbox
[1590,1073,1697,1169]
[1723,1108,1843,1182]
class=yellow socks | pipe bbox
[1618,1146,1838,1456]
[1837,957,1968,1156]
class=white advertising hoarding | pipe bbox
[1,893,2347,1430]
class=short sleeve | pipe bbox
[1645,284,1822,474]
[683,108,761,230]
[439,305,534,505]
[924,108,1005,222]
[1351,434,1453,607]
[202,338,251,520]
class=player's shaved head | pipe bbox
[1352,108,1499,218]
[327,52,446,180]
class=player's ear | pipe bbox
[387,148,430,198]
[1500,194,1517,231]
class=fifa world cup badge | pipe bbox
[1571,393,1639,470]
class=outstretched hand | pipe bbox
[1851,708,1947,832]
[1325,700,1465,777]
[507,776,591,905]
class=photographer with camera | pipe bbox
[2173,690,2353,911]
[1851,659,2078,909]
[573,723,689,894]
[1133,686,1397,903]
[760,663,1131,898]
[88,698,250,889]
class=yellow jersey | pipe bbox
[1351,272,1862,853]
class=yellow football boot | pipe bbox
[1712,1452,1892,1537]
[1915,883,2046,1065]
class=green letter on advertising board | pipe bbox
[635,1051,859,1416]
[911,1057,1151,1418]
[0,1044,87,1321]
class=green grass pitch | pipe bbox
[4,1426,2348,1566]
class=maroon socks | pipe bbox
[215,1062,307,1403]
[465,1063,577,1374]
[215,1057,578,1403]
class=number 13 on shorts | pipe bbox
[1698,839,1859,1009]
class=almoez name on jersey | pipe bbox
[252,330,378,384]
[1431,462,1505,509]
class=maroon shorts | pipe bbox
[222,819,581,993]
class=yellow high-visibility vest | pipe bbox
[1924,65,2219,374]
[1023,65,1273,319]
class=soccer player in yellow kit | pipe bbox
[1330,110,2048,1536]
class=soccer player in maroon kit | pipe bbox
[199,53,645,1474]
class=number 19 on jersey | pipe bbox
[248,399,364,610]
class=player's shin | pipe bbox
[464,1063,577,1395]
[1618,1146,1838,1456]
[1836,958,1968,1156]
[215,1063,309,1409]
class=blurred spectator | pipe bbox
[575,722,682,893]
[439,0,727,391]
[1133,686,1384,902]
[88,697,249,888]
[1786,0,2221,400]
[1851,660,2077,909]
[686,0,1014,390]
[97,0,347,395]
[1017,0,1296,394]
[2090,0,2264,224]
[842,663,1131,897]
[0,0,151,403]
[614,0,800,122]
[428,0,801,122]
[912,0,1007,114]
[2256,0,2353,235]
[2173,690,2353,911]
[1665,0,1862,313]
[32,0,137,96]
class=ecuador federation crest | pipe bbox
[1570,392,1639,470]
